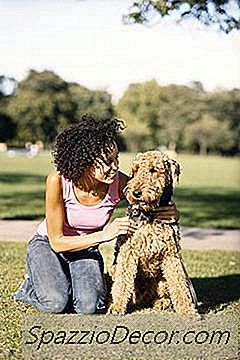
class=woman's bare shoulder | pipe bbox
[46,170,62,187]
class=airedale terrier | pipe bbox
[108,150,199,316]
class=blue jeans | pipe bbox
[14,234,107,314]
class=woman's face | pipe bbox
[92,143,119,184]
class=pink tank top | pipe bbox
[37,172,121,237]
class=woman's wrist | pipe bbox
[98,229,115,244]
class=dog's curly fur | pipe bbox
[107,151,199,316]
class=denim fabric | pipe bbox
[14,234,107,314]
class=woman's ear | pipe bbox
[169,159,181,187]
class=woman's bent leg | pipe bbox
[68,249,107,314]
[15,234,71,313]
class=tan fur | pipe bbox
[107,151,199,316]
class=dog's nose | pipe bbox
[132,190,142,198]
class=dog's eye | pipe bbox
[150,168,157,173]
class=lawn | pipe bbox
[0,151,239,228]
[1,152,239,359]
[0,241,239,360]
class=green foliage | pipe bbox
[0,111,16,142]
[7,70,78,145]
[204,89,240,154]
[0,76,17,142]
[116,80,240,155]
[157,84,204,151]
[116,80,166,151]
[1,69,239,155]
[184,114,234,154]
[124,1,240,33]
[69,83,114,120]
[2,69,114,146]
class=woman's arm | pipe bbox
[45,171,135,253]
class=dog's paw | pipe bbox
[153,297,172,311]
[179,308,201,321]
[189,310,201,321]
[107,304,126,315]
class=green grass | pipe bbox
[0,241,239,359]
[0,152,239,228]
[0,151,52,220]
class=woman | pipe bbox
[15,114,178,314]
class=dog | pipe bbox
[107,150,199,316]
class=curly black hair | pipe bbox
[52,114,125,184]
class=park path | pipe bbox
[0,220,239,251]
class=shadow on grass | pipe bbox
[192,274,240,313]
[0,190,45,219]
[0,172,46,184]
[128,274,240,315]
[114,187,240,228]
[1,190,45,203]
[175,187,240,228]
[1,182,239,228]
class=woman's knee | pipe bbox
[39,294,69,313]
[73,295,98,314]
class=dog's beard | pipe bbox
[125,187,163,212]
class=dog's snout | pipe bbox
[132,190,142,198]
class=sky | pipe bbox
[0,0,240,101]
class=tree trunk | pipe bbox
[168,142,176,151]
[199,141,207,155]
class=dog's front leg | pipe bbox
[108,241,139,315]
[161,254,199,317]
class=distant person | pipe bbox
[14,114,179,314]
[36,140,44,151]
[25,141,32,152]
[28,143,39,158]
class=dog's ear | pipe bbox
[169,159,181,186]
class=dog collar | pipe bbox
[128,204,178,225]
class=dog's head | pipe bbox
[124,151,181,211]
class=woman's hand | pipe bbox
[101,217,137,242]
[154,202,180,223]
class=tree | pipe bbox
[7,70,78,144]
[68,83,114,120]
[124,1,240,33]
[184,113,234,154]
[116,80,165,151]
[203,89,240,153]
[0,76,17,142]
[117,80,238,154]
[5,69,115,146]
[157,84,204,151]
[0,113,16,142]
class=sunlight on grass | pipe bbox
[0,152,239,227]
[0,241,239,359]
